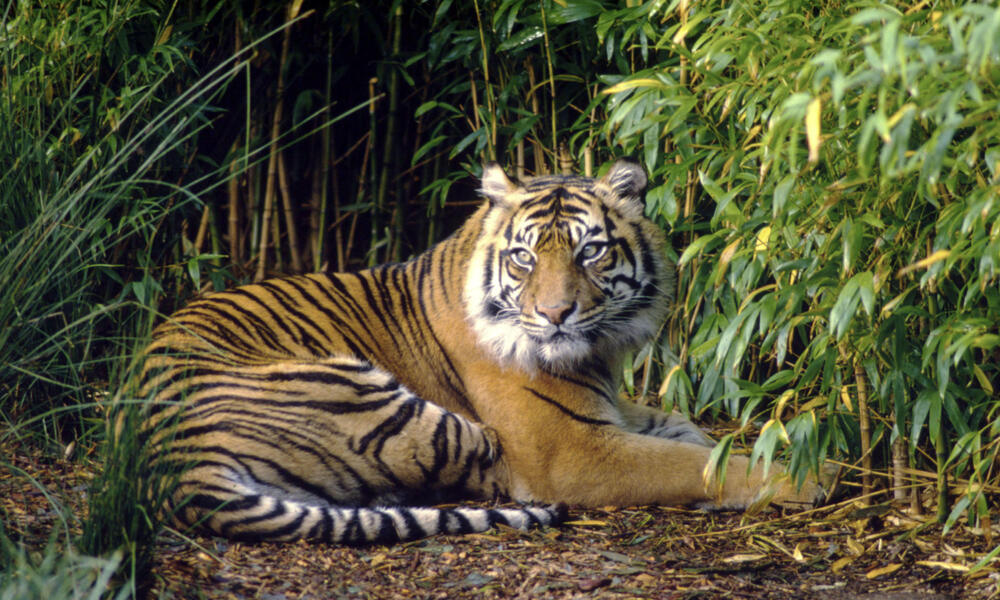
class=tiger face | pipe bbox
[463,159,674,372]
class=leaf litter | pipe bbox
[2,437,999,598]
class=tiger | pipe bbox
[136,159,823,545]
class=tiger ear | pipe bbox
[480,162,517,206]
[600,158,647,200]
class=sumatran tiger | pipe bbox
[136,159,823,544]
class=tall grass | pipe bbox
[0,2,317,593]
[0,534,128,600]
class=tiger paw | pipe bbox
[747,463,837,513]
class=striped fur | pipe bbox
[136,159,821,545]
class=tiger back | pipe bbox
[136,159,822,545]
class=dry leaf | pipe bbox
[831,556,854,573]
[846,537,866,556]
[866,563,902,579]
[723,553,767,563]
[792,543,806,563]
[916,560,969,572]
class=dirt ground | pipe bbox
[3,438,998,599]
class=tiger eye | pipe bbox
[509,248,535,268]
[579,241,607,261]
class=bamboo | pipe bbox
[309,137,322,270]
[936,431,948,522]
[194,204,210,254]
[228,15,243,267]
[892,426,907,503]
[855,361,873,505]
[584,83,597,177]
[516,140,525,180]
[677,0,689,87]
[331,149,344,272]
[366,76,379,267]
[471,0,495,160]
[469,71,481,132]
[277,152,303,272]
[256,2,301,281]
[380,4,403,263]
[558,140,572,174]
[540,0,558,158]
[227,141,241,265]
[525,58,544,174]
[313,35,335,272]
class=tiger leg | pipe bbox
[613,400,833,507]
[159,356,563,543]
[497,416,822,511]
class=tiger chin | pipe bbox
[136,158,825,545]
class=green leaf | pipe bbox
[829,273,861,340]
[677,231,724,266]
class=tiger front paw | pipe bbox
[696,459,833,513]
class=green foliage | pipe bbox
[79,390,184,596]
[0,533,128,600]
[1,0,277,592]
[598,0,1000,521]
[0,0,208,431]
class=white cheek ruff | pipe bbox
[464,252,665,372]
[463,216,540,371]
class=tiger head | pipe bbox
[463,159,674,372]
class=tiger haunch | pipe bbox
[134,159,822,545]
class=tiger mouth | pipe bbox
[526,326,587,345]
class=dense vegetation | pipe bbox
[2,0,998,594]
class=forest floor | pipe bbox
[3,437,998,599]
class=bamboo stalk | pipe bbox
[255,1,302,281]
[855,361,873,505]
[585,83,597,177]
[271,186,283,272]
[227,140,241,266]
[331,148,344,272]
[380,4,403,263]
[228,12,244,267]
[313,34,334,272]
[471,0,495,160]
[366,76,379,267]
[892,426,907,503]
[469,70,481,133]
[677,0,689,87]
[277,152,303,272]
[516,140,525,180]
[308,138,322,271]
[558,140,572,175]
[540,0,558,158]
[525,58,544,174]
[194,204,210,254]
[936,424,948,523]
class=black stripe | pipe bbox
[257,281,332,355]
[283,276,376,358]
[523,388,613,425]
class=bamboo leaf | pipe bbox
[805,96,821,163]
[830,273,862,340]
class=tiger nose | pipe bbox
[535,301,576,325]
